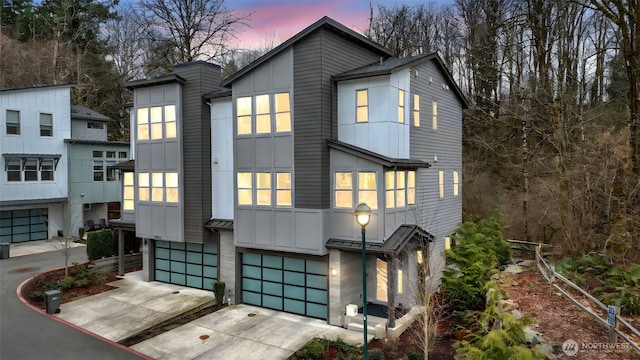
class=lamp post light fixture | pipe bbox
[354,203,371,360]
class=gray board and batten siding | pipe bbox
[292,26,390,209]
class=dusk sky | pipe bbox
[225,0,451,49]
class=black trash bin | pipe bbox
[44,290,61,314]
[0,243,9,259]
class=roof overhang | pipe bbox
[125,74,186,90]
[204,218,234,231]
[327,139,430,169]
[3,153,61,170]
[326,224,433,256]
[109,159,135,171]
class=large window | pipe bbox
[236,93,291,135]
[385,170,416,208]
[439,170,444,198]
[237,172,253,205]
[5,157,57,182]
[356,89,368,123]
[136,105,176,140]
[93,152,119,182]
[40,113,53,137]
[398,90,405,123]
[136,172,178,204]
[334,172,353,208]
[6,110,20,135]
[123,172,135,211]
[432,101,438,130]
[413,94,420,127]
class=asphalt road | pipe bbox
[0,247,143,360]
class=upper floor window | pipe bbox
[237,97,252,135]
[237,172,253,205]
[386,170,416,208]
[275,93,291,132]
[358,172,378,209]
[123,172,135,211]
[93,152,118,182]
[413,94,420,127]
[453,171,459,196]
[6,110,20,135]
[136,172,179,204]
[356,89,368,123]
[5,157,57,182]
[7,159,21,181]
[255,95,271,134]
[236,93,291,135]
[40,113,53,137]
[256,172,271,205]
[334,171,378,209]
[398,90,405,124]
[432,101,438,130]
[93,161,104,181]
[334,172,353,208]
[88,122,104,129]
[136,105,176,141]
[276,172,292,206]
[119,151,127,158]
[439,170,444,198]
[106,151,116,158]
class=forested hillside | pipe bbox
[1,0,638,261]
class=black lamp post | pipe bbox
[355,203,371,360]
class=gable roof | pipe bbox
[327,139,430,169]
[221,16,392,87]
[124,74,186,90]
[0,83,75,94]
[326,224,433,256]
[333,52,469,108]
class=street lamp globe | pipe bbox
[355,203,371,228]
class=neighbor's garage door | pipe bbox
[241,253,328,319]
[0,209,48,243]
[154,240,218,290]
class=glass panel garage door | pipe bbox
[241,253,328,319]
[0,209,48,243]
[155,240,218,290]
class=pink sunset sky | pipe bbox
[225,0,450,49]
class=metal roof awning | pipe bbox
[327,140,430,169]
[2,153,61,170]
[109,159,135,171]
[204,218,234,231]
[326,224,433,256]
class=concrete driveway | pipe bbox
[131,304,366,360]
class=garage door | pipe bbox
[154,240,218,290]
[241,253,328,319]
[0,209,48,243]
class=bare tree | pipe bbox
[135,0,251,75]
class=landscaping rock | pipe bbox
[524,326,544,344]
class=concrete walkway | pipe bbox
[8,237,84,257]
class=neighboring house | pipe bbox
[1,84,129,243]
[117,17,466,329]
[65,105,129,237]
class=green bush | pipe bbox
[213,280,226,306]
[442,211,510,311]
[86,229,117,260]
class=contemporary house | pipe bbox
[118,16,466,330]
[1,84,129,243]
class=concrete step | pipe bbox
[347,322,378,334]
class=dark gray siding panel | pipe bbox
[293,29,383,209]
[173,63,221,243]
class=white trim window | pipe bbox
[275,93,291,132]
[166,172,179,203]
[138,173,150,202]
[236,93,292,135]
[358,172,378,209]
[255,95,271,134]
[276,172,292,206]
[407,171,416,204]
[123,172,135,211]
[6,159,21,181]
[385,170,416,208]
[334,172,353,208]
[6,109,20,135]
[413,94,420,127]
[39,113,53,137]
[439,170,444,198]
[356,89,368,123]
[453,171,459,196]
[432,101,438,130]
[237,97,252,135]
[237,172,253,205]
[136,105,177,140]
[256,172,272,205]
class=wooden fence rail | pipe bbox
[507,240,640,354]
